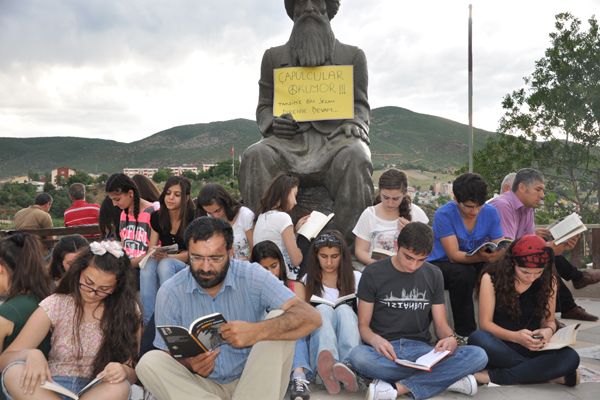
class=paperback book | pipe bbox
[157,312,226,358]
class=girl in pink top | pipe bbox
[106,173,156,267]
[0,241,141,400]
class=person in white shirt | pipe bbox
[354,169,429,265]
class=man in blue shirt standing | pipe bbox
[136,217,321,399]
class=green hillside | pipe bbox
[0,107,497,178]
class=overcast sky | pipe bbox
[1,0,598,142]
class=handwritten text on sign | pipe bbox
[273,65,354,122]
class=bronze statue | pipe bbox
[239,0,373,241]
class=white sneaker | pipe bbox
[447,374,477,396]
[366,379,397,400]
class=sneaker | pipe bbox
[447,374,477,396]
[317,350,340,394]
[289,377,311,400]
[332,362,359,392]
[366,379,397,400]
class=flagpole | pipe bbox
[468,4,474,173]
[231,145,235,178]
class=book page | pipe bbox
[297,211,334,240]
[549,213,586,243]
[309,294,336,308]
[414,349,450,367]
[538,323,580,351]
[41,381,78,399]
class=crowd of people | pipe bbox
[0,166,598,400]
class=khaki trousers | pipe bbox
[136,310,294,400]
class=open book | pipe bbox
[157,312,226,359]
[139,243,179,269]
[310,293,356,309]
[41,377,101,399]
[536,323,581,351]
[371,247,395,261]
[548,212,587,245]
[466,239,512,256]
[395,349,450,371]
[297,211,335,240]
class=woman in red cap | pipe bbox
[467,234,580,386]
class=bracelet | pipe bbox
[447,333,457,340]
[543,325,556,334]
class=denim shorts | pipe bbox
[2,361,131,400]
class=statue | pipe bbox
[239,0,373,242]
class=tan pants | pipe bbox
[136,311,295,400]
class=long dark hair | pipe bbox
[196,183,241,221]
[303,230,355,300]
[48,234,89,280]
[251,241,286,282]
[375,169,412,220]
[99,196,122,240]
[257,173,299,217]
[158,176,195,240]
[0,233,52,302]
[106,173,142,229]
[132,174,160,203]
[477,241,555,324]
[56,244,141,377]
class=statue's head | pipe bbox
[285,0,340,21]
[286,0,338,66]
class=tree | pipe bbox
[67,170,94,186]
[182,170,197,180]
[152,168,172,183]
[473,13,600,222]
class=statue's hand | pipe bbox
[327,123,370,145]
[272,113,299,139]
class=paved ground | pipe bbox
[308,283,600,400]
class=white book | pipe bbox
[138,243,179,269]
[41,377,101,399]
[536,323,581,351]
[548,212,587,245]
[309,293,356,309]
[297,211,334,240]
[395,349,450,371]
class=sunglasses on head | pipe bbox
[313,233,342,248]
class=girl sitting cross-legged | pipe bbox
[0,241,141,400]
[468,235,580,386]
[289,230,361,400]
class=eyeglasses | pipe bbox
[79,282,114,297]
[189,254,227,265]
[381,194,403,202]
[314,233,343,248]
[459,202,482,211]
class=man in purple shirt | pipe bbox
[490,168,599,321]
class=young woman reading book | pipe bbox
[0,241,141,400]
[468,235,580,386]
[290,230,361,399]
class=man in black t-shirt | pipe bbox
[348,222,488,400]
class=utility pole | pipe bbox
[468,4,474,173]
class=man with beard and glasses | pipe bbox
[136,217,321,400]
[240,0,373,243]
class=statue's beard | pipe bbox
[289,13,335,67]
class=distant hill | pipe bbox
[0,107,497,178]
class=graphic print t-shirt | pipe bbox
[119,205,156,259]
[358,258,444,343]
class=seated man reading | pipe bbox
[136,217,321,400]
[349,222,488,400]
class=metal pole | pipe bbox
[468,4,474,173]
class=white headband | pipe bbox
[89,240,125,259]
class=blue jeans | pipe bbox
[349,338,487,400]
[140,257,187,325]
[292,304,360,380]
[468,330,580,385]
